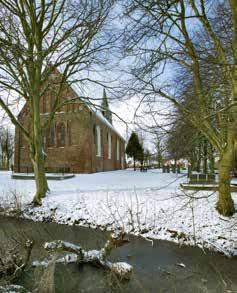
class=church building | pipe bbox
[14,83,125,174]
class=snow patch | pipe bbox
[1,169,237,257]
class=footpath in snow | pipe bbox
[1,169,237,257]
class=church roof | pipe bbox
[70,83,125,141]
[16,69,125,142]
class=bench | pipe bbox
[189,173,216,184]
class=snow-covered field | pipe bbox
[1,169,237,257]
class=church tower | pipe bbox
[101,88,112,124]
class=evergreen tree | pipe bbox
[126,132,143,170]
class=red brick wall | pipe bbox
[14,86,125,173]
[91,117,125,173]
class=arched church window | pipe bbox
[108,132,112,159]
[67,121,71,146]
[96,125,101,157]
[46,125,55,147]
[93,124,97,144]
[117,139,120,161]
[57,123,65,147]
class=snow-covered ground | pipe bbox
[0,169,237,257]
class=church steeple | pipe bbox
[101,88,112,124]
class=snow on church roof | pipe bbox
[70,83,125,142]
[17,68,125,142]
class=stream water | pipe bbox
[0,216,236,293]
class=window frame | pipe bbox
[108,132,112,159]
[96,125,101,157]
[116,139,120,161]
[57,123,66,148]
[46,124,55,148]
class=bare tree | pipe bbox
[0,126,14,170]
[166,109,215,174]
[122,0,237,216]
[0,0,115,204]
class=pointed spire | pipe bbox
[102,88,108,106]
[101,88,112,124]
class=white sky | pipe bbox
[0,1,174,153]
[0,86,139,143]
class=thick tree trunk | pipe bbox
[32,158,48,205]
[133,156,136,171]
[30,108,49,205]
[6,156,10,170]
[217,150,235,216]
[158,160,161,169]
[31,142,49,205]
[208,145,215,175]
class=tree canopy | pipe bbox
[126,132,143,161]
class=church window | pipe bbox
[57,123,65,147]
[46,125,55,147]
[67,122,71,146]
[93,124,96,144]
[96,125,101,157]
[117,139,120,161]
[108,133,112,159]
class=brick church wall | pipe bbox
[14,83,125,174]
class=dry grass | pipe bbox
[0,189,23,215]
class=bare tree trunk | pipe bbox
[203,139,208,174]
[6,157,9,170]
[217,147,235,216]
[208,144,215,175]
[197,141,201,172]
[158,160,161,169]
[6,131,9,170]
[31,108,49,205]
[190,155,195,173]
[31,145,49,205]
[133,156,136,171]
